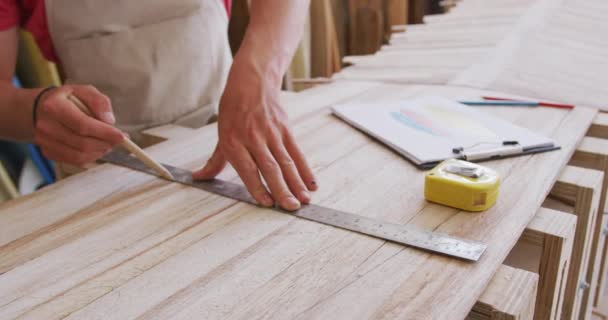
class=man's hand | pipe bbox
[34,85,125,166]
[193,61,317,211]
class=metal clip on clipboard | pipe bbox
[452,141,523,161]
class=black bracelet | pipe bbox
[32,86,57,126]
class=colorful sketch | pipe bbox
[390,101,499,140]
[390,109,445,136]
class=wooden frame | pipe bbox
[468,265,538,320]
[543,166,604,320]
[504,208,577,320]
[570,136,608,320]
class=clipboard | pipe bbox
[331,96,559,169]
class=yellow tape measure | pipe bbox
[425,159,500,212]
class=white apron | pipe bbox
[45,0,232,140]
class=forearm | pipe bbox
[0,82,41,141]
[235,0,310,86]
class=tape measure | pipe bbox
[425,159,500,212]
[101,151,487,261]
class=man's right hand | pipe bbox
[34,85,125,166]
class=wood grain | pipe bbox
[504,207,577,320]
[310,0,342,77]
[545,166,604,320]
[588,113,608,140]
[468,265,538,320]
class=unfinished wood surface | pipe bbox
[570,136,608,314]
[504,208,576,320]
[385,0,408,31]
[348,0,385,55]
[596,216,608,315]
[596,289,608,320]
[452,0,608,110]
[338,0,608,111]
[310,0,342,77]
[544,166,604,320]
[407,0,426,24]
[598,214,608,308]
[468,265,538,320]
[594,310,608,320]
[336,0,535,84]
[0,82,596,320]
[588,113,608,140]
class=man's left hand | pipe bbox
[193,59,317,211]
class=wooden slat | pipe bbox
[407,0,427,24]
[310,0,342,77]
[544,166,604,320]
[504,207,577,320]
[468,265,539,320]
[348,0,385,55]
[570,136,608,317]
[385,0,408,30]
[597,215,608,314]
[588,113,608,140]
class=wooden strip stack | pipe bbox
[335,0,608,111]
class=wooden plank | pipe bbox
[0,83,596,319]
[504,207,577,320]
[570,136,608,316]
[593,310,608,320]
[596,217,608,316]
[348,0,385,55]
[468,265,539,320]
[588,113,608,140]
[385,0,408,29]
[596,292,608,320]
[544,166,604,320]
[310,0,342,77]
[408,0,427,24]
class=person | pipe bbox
[0,0,317,211]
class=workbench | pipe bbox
[0,81,601,319]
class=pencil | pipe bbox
[67,95,174,180]
[481,96,575,109]
[458,100,538,107]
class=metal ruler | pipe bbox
[101,151,487,261]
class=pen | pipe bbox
[458,101,539,107]
[481,96,575,109]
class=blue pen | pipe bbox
[458,101,539,107]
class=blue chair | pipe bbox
[13,76,56,186]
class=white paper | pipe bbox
[332,96,556,166]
